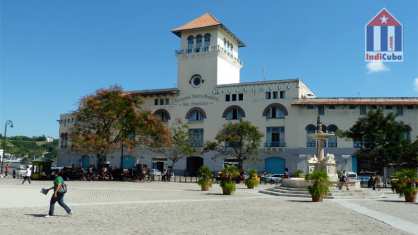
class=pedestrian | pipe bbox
[12,169,16,179]
[21,166,32,184]
[341,170,349,190]
[5,164,9,177]
[45,171,72,217]
[372,175,377,190]
[374,175,381,191]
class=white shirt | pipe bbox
[26,168,32,177]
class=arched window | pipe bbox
[305,124,316,148]
[187,35,194,53]
[195,34,202,52]
[154,109,170,122]
[186,107,207,122]
[263,103,288,119]
[222,105,245,120]
[327,124,338,148]
[204,33,211,52]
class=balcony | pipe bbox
[264,141,286,148]
[175,45,242,65]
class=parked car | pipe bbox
[150,169,162,176]
[346,172,358,181]
[262,174,284,184]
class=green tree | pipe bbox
[70,86,171,165]
[204,120,263,170]
[163,120,194,169]
[341,109,413,172]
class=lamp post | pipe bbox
[1,120,14,174]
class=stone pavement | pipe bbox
[0,179,415,235]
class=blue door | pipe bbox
[122,155,135,169]
[352,155,358,173]
[81,155,89,169]
[265,157,285,174]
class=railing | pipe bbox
[175,45,242,65]
[264,142,286,147]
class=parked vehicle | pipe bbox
[346,172,358,181]
[262,174,284,184]
[150,169,162,176]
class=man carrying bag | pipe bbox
[44,171,72,217]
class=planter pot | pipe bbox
[222,187,233,195]
[312,195,323,202]
[201,184,210,191]
[404,191,417,203]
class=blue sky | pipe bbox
[1,0,417,137]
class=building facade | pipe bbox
[58,13,418,175]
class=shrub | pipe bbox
[219,165,239,195]
[292,170,304,178]
[197,166,213,191]
[391,168,417,202]
[245,169,260,189]
[306,170,330,202]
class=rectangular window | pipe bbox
[189,128,204,147]
[406,105,414,110]
[265,92,271,99]
[232,94,237,101]
[159,99,164,105]
[307,105,314,109]
[360,105,367,115]
[238,93,243,101]
[385,105,392,110]
[272,91,278,99]
[318,105,325,115]
[280,91,285,99]
[349,105,357,109]
[225,94,230,102]
[266,127,285,147]
[154,99,158,105]
[396,106,403,116]
[165,98,169,105]
[328,105,335,110]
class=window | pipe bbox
[305,124,316,148]
[406,105,414,110]
[154,109,170,122]
[154,99,158,105]
[280,91,285,99]
[165,98,169,105]
[265,92,271,99]
[272,91,278,99]
[385,105,393,110]
[159,99,164,105]
[360,105,367,115]
[225,94,230,102]
[307,105,314,109]
[238,93,243,101]
[189,129,204,147]
[263,104,288,119]
[402,126,411,142]
[327,125,338,147]
[328,105,336,110]
[396,106,403,116]
[266,127,285,147]
[186,107,206,122]
[190,74,203,88]
[195,35,202,52]
[232,94,237,101]
[223,106,245,120]
[187,36,194,53]
[203,33,211,51]
[349,105,357,109]
[318,105,325,115]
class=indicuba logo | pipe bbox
[365,8,403,62]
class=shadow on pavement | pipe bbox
[25,214,47,217]
[380,199,418,204]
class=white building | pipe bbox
[58,13,418,175]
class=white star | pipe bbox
[380,15,388,24]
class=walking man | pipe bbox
[21,166,32,184]
[46,171,72,217]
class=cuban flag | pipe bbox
[365,9,403,62]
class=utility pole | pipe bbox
[1,120,14,174]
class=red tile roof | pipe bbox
[172,13,221,34]
[292,98,418,106]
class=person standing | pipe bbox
[5,164,9,177]
[46,171,72,217]
[21,166,32,184]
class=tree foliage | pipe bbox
[204,120,263,170]
[70,86,171,164]
[341,109,416,171]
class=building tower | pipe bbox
[172,13,245,92]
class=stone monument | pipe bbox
[307,116,339,182]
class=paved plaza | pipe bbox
[0,179,417,235]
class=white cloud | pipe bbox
[414,78,418,93]
[366,61,389,73]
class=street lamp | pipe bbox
[1,120,14,174]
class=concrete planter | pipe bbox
[281,178,312,188]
